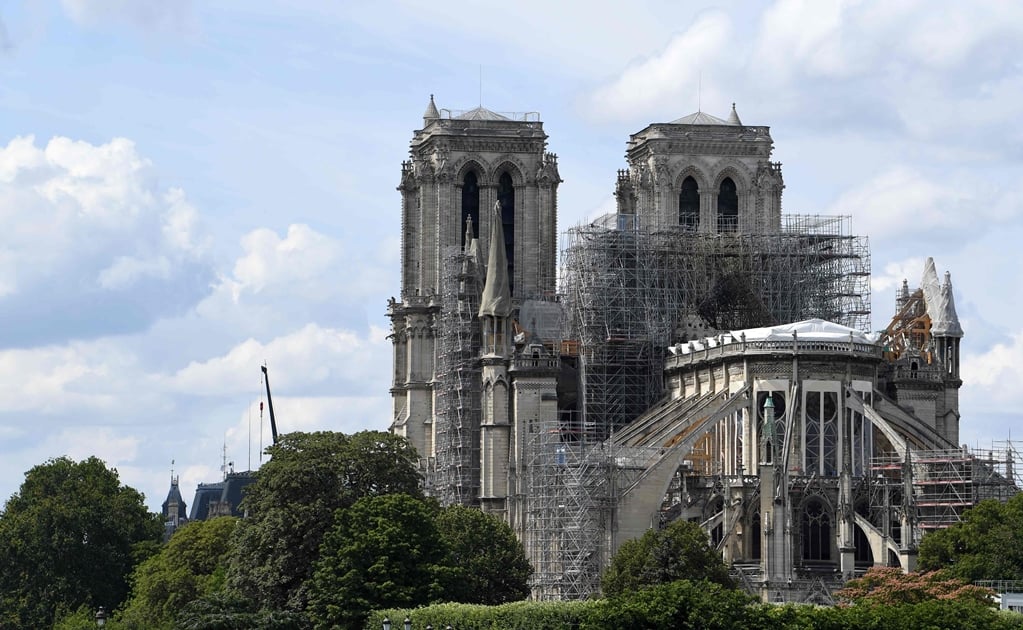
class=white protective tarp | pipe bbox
[478,202,512,318]
[920,257,964,337]
[670,318,876,355]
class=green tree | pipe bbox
[583,580,755,630]
[307,494,448,630]
[918,494,1023,582]
[600,519,731,597]
[0,456,163,628]
[175,590,308,630]
[436,504,532,605]
[118,517,239,629]
[227,431,422,612]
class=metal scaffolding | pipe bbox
[525,411,613,601]
[560,214,871,439]
[428,247,483,506]
[870,445,1020,540]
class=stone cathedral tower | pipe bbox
[615,104,784,234]
[388,96,560,465]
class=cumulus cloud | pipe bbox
[0,135,214,346]
[961,331,1023,412]
[169,323,390,397]
[583,0,1023,151]
[871,256,926,295]
[825,166,1022,245]
[584,12,735,121]
[188,223,389,343]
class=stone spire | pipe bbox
[479,201,512,317]
[727,102,742,126]
[423,94,440,125]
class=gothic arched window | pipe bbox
[801,499,831,562]
[461,171,480,248]
[679,176,699,231]
[804,390,839,475]
[497,172,515,294]
[750,511,762,561]
[717,177,738,233]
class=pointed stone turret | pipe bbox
[727,102,742,125]
[423,94,440,126]
[479,200,512,318]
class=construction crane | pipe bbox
[261,364,280,445]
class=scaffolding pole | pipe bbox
[560,215,871,440]
[526,411,613,600]
[429,247,483,506]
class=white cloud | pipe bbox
[753,0,867,80]
[962,331,1023,411]
[871,256,926,295]
[169,323,389,397]
[230,224,342,299]
[0,134,213,344]
[584,12,735,121]
[824,166,1022,244]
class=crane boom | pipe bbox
[261,365,279,445]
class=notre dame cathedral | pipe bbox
[387,96,1018,602]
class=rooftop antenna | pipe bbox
[698,71,702,112]
[170,459,175,483]
[220,436,228,481]
[247,393,252,472]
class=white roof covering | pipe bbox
[736,319,875,343]
[669,318,876,355]
[920,257,964,337]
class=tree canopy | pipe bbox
[227,430,422,612]
[600,519,731,597]
[307,493,448,630]
[0,456,163,628]
[436,504,532,605]
[836,566,995,607]
[118,517,239,629]
[918,494,1023,582]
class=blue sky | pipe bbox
[1,0,1021,511]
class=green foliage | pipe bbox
[175,590,309,630]
[436,504,532,605]
[0,456,163,629]
[227,431,422,611]
[756,598,1023,630]
[370,600,597,630]
[600,519,732,596]
[117,517,239,628]
[836,566,995,607]
[367,582,1023,630]
[307,494,449,630]
[583,580,755,630]
[918,494,1023,582]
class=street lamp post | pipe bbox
[382,616,391,630]
[95,607,107,627]
[404,617,412,630]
